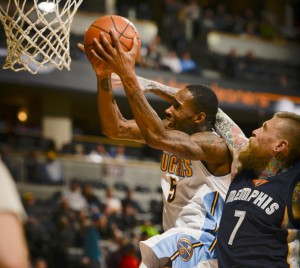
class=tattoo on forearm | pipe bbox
[100,78,111,91]
[119,125,136,138]
[215,112,246,151]
[129,90,141,101]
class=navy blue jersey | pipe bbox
[217,162,300,268]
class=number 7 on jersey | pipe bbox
[228,210,246,245]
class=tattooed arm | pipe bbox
[215,108,249,175]
[112,73,179,102]
[77,42,144,143]
[96,73,145,143]
[215,108,248,155]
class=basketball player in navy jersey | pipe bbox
[78,30,247,267]
[217,112,300,267]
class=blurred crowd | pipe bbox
[70,0,300,88]
[23,179,162,268]
[0,139,163,267]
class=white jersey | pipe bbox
[160,151,231,232]
[139,151,231,268]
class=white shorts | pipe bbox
[139,227,218,268]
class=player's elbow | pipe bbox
[144,132,165,149]
[102,127,119,139]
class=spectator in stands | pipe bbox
[121,188,144,214]
[107,144,127,179]
[160,50,182,73]
[117,204,138,231]
[201,8,216,37]
[214,4,228,31]
[82,182,102,210]
[224,47,241,78]
[142,34,168,69]
[40,150,64,185]
[26,149,42,183]
[74,143,86,156]
[140,220,160,238]
[102,187,122,216]
[113,144,128,161]
[119,243,140,268]
[53,197,77,228]
[185,0,202,39]
[89,144,110,161]
[94,212,115,241]
[106,236,129,268]
[52,216,76,268]
[63,179,88,212]
[0,159,29,268]
[239,49,256,75]
[81,217,102,268]
[23,192,51,261]
[23,192,40,226]
[180,51,200,75]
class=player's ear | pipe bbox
[194,112,206,124]
[274,139,288,152]
[273,139,288,160]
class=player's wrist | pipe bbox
[96,70,112,78]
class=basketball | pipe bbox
[84,15,141,72]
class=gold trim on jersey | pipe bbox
[211,191,219,216]
[209,238,217,252]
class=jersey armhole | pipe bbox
[287,176,300,229]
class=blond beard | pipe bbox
[238,142,270,171]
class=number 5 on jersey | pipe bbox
[167,177,177,202]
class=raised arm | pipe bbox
[96,73,145,143]
[78,43,144,143]
[92,31,229,165]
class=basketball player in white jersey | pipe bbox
[78,30,246,267]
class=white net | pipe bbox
[0,0,83,74]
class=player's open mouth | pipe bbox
[165,119,175,129]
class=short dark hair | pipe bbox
[186,84,218,126]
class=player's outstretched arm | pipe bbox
[112,73,179,102]
[78,43,144,143]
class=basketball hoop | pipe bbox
[0,0,83,74]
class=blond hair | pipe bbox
[274,111,300,165]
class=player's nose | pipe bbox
[252,129,258,137]
[165,106,172,118]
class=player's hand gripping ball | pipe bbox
[84,15,141,72]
